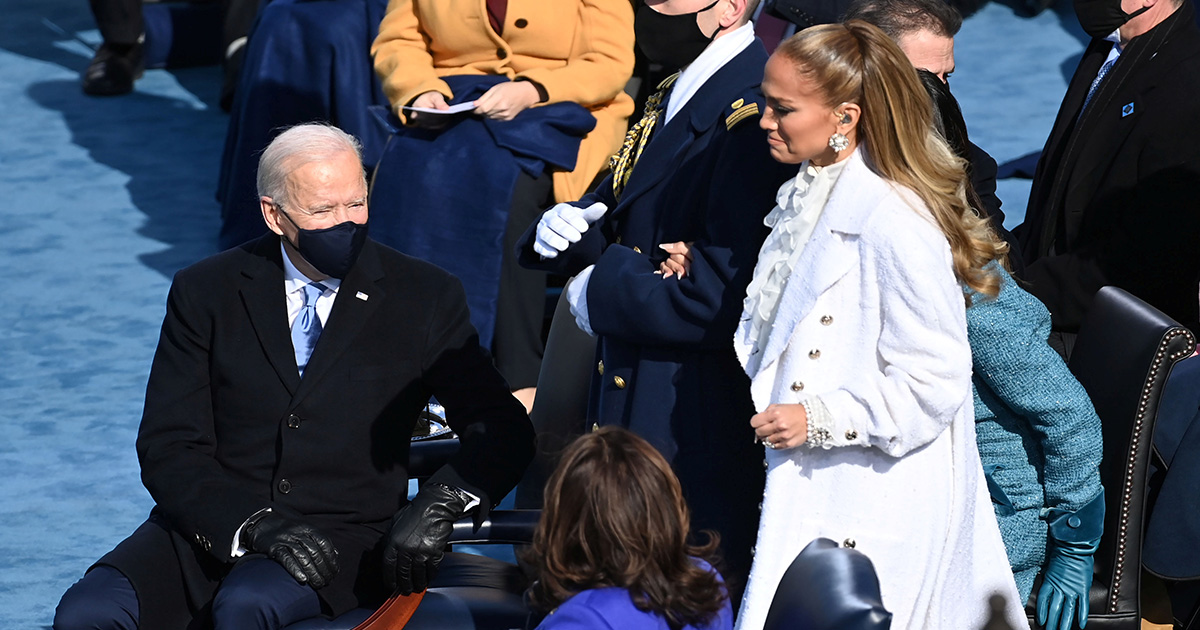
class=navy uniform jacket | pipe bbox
[1014,0,1200,334]
[518,40,796,592]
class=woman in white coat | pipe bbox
[660,22,1026,630]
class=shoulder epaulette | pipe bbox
[725,97,760,130]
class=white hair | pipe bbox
[256,123,365,208]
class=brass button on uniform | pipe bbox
[845,429,858,441]
[762,460,769,470]
[278,479,292,494]
[497,48,508,59]
[821,315,834,325]
[843,538,856,549]
[790,381,804,392]
[592,422,600,432]
[613,375,626,389]
[615,236,622,244]
[514,18,528,27]
[632,246,642,254]
[287,414,301,429]
[597,360,604,375]
[809,349,821,359]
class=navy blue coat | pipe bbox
[518,40,796,591]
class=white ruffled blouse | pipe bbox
[742,156,849,373]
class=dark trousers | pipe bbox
[89,0,143,45]
[493,170,553,390]
[513,278,596,509]
[55,556,321,630]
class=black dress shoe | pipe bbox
[82,42,145,96]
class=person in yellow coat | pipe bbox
[371,0,635,412]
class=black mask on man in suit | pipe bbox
[1074,0,1150,38]
[635,0,725,72]
[280,210,369,279]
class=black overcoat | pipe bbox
[97,235,534,628]
[1016,0,1200,333]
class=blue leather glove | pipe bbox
[1037,491,1104,630]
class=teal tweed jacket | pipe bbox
[968,266,1104,601]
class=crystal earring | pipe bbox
[829,132,850,152]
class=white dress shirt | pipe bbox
[664,22,756,124]
[281,243,341,328]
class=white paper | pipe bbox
[402,101,476,115]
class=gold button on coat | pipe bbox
[821,315,834,325]
[790,381,804,392]
[613,375,626,389]
[632,246,642,253]
[809,349,821,359]
[597,360,604,375]
[845,429,858,441]
[592,422,600,432]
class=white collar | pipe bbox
[664,22,755,124]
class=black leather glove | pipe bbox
[382,483,471,595]
[244,512,340,589]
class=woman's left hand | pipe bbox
[657,241,694,279]
[474,81,541,120]
[751,404,808,450]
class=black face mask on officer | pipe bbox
[635,0,727,72]
[1074,0,1150,39]
[278,207,369,279]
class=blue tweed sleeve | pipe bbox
[968,267,1103,513]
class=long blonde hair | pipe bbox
[774,21,1005,301]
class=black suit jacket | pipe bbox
[1015,0,1200,334]
[110,234,533,621]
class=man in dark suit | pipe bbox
[842,0,1024,270]
[53,123,535,630]
[517,0,794,602]
[1015,0,1200,351]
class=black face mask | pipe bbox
[279,209,369,279]
[1074,0,1149,39]
[635,0,724,72]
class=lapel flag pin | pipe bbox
[1122,103,1135,117]
[356,291,369,301]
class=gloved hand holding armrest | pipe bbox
[382,483,474,595]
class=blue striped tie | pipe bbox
[1082,56,1116,112]
[291,281,328,377]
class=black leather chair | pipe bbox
[763,538,891,630]
[1027,287,1196,629]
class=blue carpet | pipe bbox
[0,0,1086,626]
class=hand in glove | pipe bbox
[1037,492,1104,630]
[382,483,472,595]
[245,512,340,589]
[533,202,608,258]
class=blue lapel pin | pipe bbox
[1122,102,1135,117]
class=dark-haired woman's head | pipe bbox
[526,427,726,630]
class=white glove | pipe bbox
[533,202,608,259]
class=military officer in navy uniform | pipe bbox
[517,0,796,604]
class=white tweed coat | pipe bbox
[732,152,1026,630]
